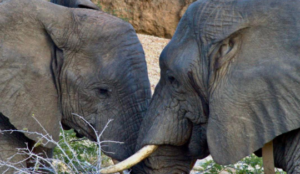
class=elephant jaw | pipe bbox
[99,145,158,174]
[61,119,97,141]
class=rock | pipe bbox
[91,0,197,38]
[219,167,236,174]
[193,166,204,171]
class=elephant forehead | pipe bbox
[189,0,244,43]
[160,36,199,78]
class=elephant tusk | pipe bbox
[100,145,158,174]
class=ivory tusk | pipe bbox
[112,159,123,174]
[100,145,158,174]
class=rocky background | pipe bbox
[91,0,197,38]
[137,34,169,91]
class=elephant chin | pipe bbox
[74,128,97,142]
[62,119,97,141]
[79,128,97,142]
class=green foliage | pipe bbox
[53,130,95,161]
[197,154,286,174]
[96,1,102,10]
[53,129,110,173]
[54,130,288,174]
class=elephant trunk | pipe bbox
[100,83,196,174]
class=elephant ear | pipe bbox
[0,1,80,148]
[0,40,61,148]
[51,0,99,10]
[203,0,300,165]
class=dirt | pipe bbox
[93,0,197,38]
[137,34,170,92]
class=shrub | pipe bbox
[195,154,286,174]
[0,115,120,174]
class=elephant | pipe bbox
[102,0,300,173]
[51,1,193,174]
[0,0,151,172]
[49,0,99,136]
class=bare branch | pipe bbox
[0,114,127,173]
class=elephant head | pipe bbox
[103,0,300,173]
[0,0,150,163]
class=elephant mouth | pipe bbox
[99,117,209,174]
[74,129,85,138]
[79,129,97,141]
[100,127,194,174]
[99,102,202,173]
[76,125,98,142]
[61,119,97,141]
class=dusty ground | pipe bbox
[137,34,170,92]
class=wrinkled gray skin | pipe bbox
[28,1,194,174]
[0,0,151,172]
[52,1,197,174]
[49,0,99,137]
[136,0,300,173]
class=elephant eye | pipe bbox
[168,76,175,84]
[97,88,111,99]
[229,39,234,48]
[168,76,180,89]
